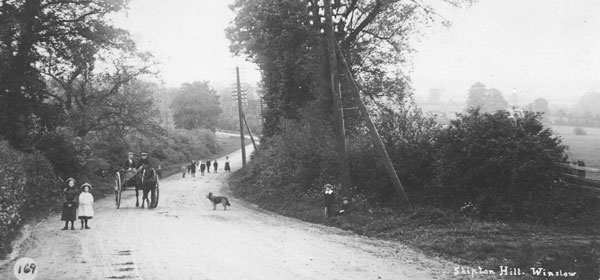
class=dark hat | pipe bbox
[81,183,92,190]
[66,177,76,184]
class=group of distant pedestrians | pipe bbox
[182,156,231,179]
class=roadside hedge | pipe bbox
[0,140,62,257]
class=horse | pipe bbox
[135,165,157,208]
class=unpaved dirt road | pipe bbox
[1,145,471,280]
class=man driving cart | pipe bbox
[136,152,152,170]
[114,151,160,209]
[119,152,143,190]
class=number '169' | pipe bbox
[17,263,36,274]
[13,257,38,280]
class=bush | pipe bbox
[231,98,442,211]
[432,109,569,221]
[573,127,587,135]
[372,104,439,204]
[34,127,91,178]
[0,141,27,256]
[0,140,62,257]
[230,102,340,204]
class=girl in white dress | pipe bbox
[77,183,94,229]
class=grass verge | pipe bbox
[229,168,600,280]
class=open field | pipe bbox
[552,125,600,180]
[552,125,600,168]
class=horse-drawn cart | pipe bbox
[114,166,160,209]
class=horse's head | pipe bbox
[140,165,154,181]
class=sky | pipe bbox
[411,0,600,105]
[111,0,261,90]
[111,0,600,106]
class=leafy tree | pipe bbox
[227,0,473,204]
[45,56,158,137]
[528,97,549,115]
[466,82,487,109]
[466,82,508,113]
[0,0,131,149]
[227,0,469,137]
[170,82,223,131]
[227,0,321,137]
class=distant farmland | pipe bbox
[552,125,600,169]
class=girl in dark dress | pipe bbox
[200,162,206,176]
[189,160,197,180]
[61,178,78,230]
[224,156,231,172]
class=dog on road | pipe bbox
[206,192,231,210]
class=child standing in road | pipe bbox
[206,160,211,173]
[77,183,94,229]
[200,161,206,176]
[190,160,197,180]
[61,178,78,230]
[213,160,218,173]
[224,156,231,172]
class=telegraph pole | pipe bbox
[323,0,351,198]
[235,67,247,167]
[335,44,412,209]
[306,0,411,208]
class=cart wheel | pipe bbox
[151,173,160,208]
[115,172,122,209]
